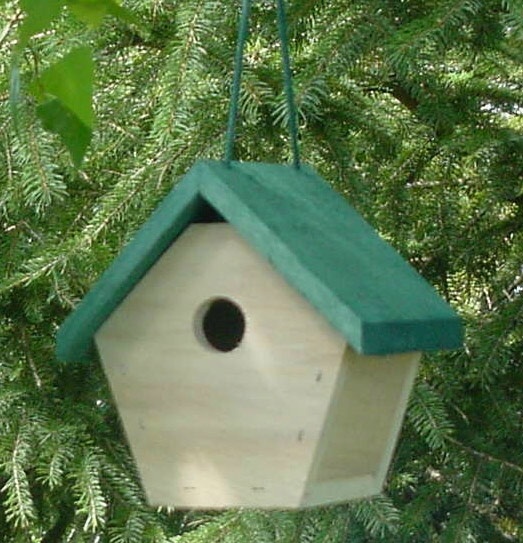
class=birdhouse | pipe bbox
[56,160,462,509]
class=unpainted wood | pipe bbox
[302,349,420,506]
[95,224,347,509]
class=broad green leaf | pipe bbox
[33,47,94,129]
[66,0,138,27]
[31,47,94,166]
[18,0,64,46]
[37,99,92,167]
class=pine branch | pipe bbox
[408,382,454,450]
[41,501,75,543]
[19,326,42,390]
[2,429,37,529]
[0,9,22,50]
[388,81,421,113]
[447,436,523,476]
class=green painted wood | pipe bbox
[56,160,462,362]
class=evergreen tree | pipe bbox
[1,0,522,541]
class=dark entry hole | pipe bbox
[197,298,245,352]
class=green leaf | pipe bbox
[66,0,138,27]
[37,99,92,168]
[34,47,94,129]
[31,47,94,166]
[18,0,65,47]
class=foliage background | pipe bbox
[1,0,523,541]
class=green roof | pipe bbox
[56,160,462,362]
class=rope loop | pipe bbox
[224,0,301,169]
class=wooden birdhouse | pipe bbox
[56,160,462,509]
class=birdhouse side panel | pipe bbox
[303,349,420,506]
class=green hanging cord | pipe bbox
[224,0,252,165]
[224,0,301,168]
[276,0,301,169]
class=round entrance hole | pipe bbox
[195,298,246,352]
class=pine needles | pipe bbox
[1,0,523,541]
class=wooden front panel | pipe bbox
[95,224,346,508]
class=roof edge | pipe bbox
[361,315,464,355]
